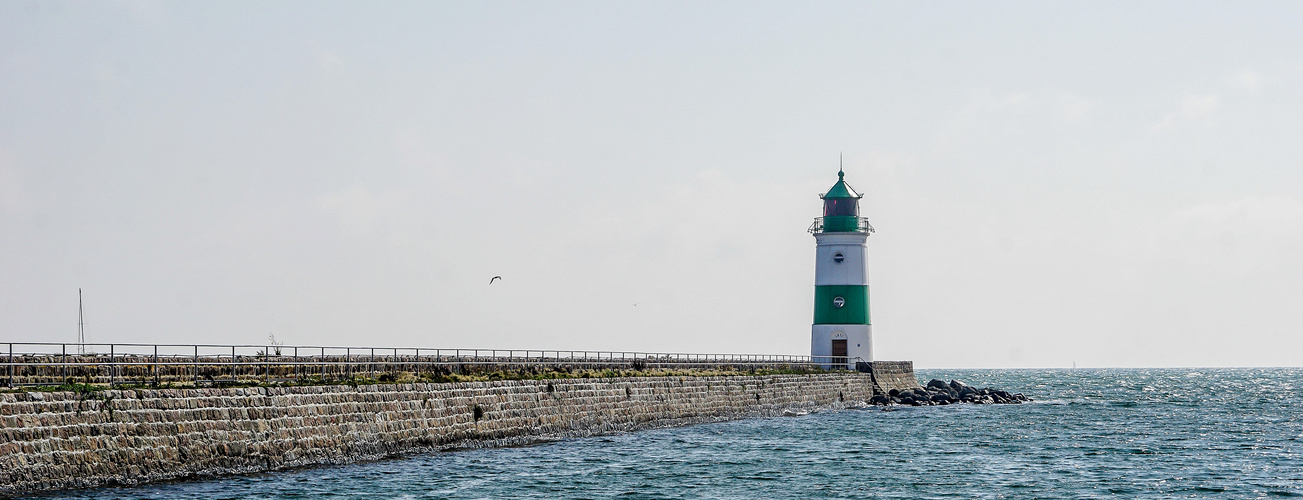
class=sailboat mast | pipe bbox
[78,288,85,354]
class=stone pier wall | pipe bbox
[861,361,924,394]
[1,373,886,495]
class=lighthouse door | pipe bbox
[831,339,848,363]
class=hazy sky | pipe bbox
[3,1,1302,368]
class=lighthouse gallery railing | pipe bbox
[808,216,875,234]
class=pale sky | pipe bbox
[3,1,1302,368]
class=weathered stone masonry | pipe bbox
[1,373,884,494]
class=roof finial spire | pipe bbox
[838,152,844,179]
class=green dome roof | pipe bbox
[822,169,862,199]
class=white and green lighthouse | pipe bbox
[810,168,874,368]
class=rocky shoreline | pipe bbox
[869,378,1031,406]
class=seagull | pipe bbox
[489,276,502,284]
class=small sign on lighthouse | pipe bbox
[809,168,874,369]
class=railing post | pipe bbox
[7,343,12,388]
[153,345,159,386]
[193,345,198,385]
[62,343,67,383]
[294,346,299,383]
[347,348,352,380]
[109,344,115,387]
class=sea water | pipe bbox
[30,368,1303,499]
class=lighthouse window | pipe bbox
[832,296,845,308]
[833,252,844,263]
[823,198,859,217]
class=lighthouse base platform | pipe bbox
[855,360,924,395]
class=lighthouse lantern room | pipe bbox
[809,168,874,369]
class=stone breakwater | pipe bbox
[1,373,882,495]
[868,378,1032,406]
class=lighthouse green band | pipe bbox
[813,285,871,325]
[821,215,861,232]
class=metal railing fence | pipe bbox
[2,342,861,388]
[807,216,875,234]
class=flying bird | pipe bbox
[489,276,502,284]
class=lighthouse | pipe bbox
[809,168,874,369]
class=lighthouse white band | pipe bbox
[810,324,872,368]
[814,232,868,286]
